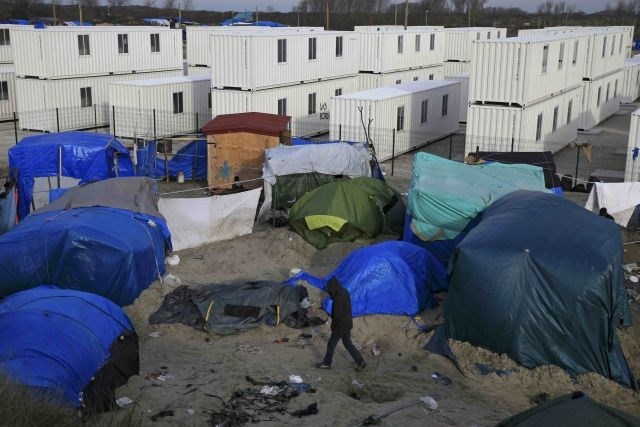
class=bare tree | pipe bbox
[181,0,193,11]
[451,0,467,13]
[164,0,176,9]
[106,0,129,7]
[265,5,275,12]
[143,0,157,7]
[537,1,555,14]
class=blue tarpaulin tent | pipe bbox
[286,241,447,316]
[9,132,134,219]
[0,286,138,409]
[136,140,206,180]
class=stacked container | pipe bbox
[441,27,506,79]
[621,58,640,104]
[357,64,444,91]
[445,73,469,123]
[11,26,183,132]
[625,107,640,182]
[0,24,29,121]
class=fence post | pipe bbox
[391,128,396,176]
[194,140,198,179]
[57,145,62,188]
[55,108,60,132]
[112,106,116,137]
[153,109,157,142]
[195,112,199,132]
[94,104,97,132]
[13,112,18,145]
[449,135,453,160]
[339,124,342,142]
[510,137,515,152]
[574,144,580,185]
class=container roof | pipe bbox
[486,32,589,43]
[202,112,291,136]
[112,75,210,86]
[337,80,459,101]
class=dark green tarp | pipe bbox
[498,392,640,427]
[427,190,635,389]
[288,177,404,249]
[272,173,347,210]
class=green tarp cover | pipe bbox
[289,177,404,249]
[272,173,346,210]
[408,153,548,240]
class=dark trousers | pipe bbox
[322,331,364,366]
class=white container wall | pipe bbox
[356,28,444,73]
[109,75,211,139]
[446,73,469,122]
[621,58,640,103]
[470,33,589,106]
[211,76,358,137]
[0,24,32,64]
[466,85,582,154]
[330,80,460,161]
[353,25,444,32]
[210,30,358,89]
[625,108,640,182]
[443,61,470,76]
[0,67,16,120]
[15,69,182,132]
[442,27,506,62]
[186,66,211,77]
[12,26,182,79]
[357,65,444,91]
[577,69,623,130]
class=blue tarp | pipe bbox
[9,132,134,219]
[0,286,135,407]
[286,241,447,316]
[0,207,169,306]
[136,140,206,180]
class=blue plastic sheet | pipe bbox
[0,286,135,407]
[0,207,170,306]
[136,140,206,180]
[286,241,447,316]
[9,132,134,219]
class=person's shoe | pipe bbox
[318,363,331,369]
[356,362,366,372]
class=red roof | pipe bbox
[202,112,291,137]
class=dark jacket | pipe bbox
[327,277,353,334]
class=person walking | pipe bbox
[318,277,366,371]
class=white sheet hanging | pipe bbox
[585,182,640,227]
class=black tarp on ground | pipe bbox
[468,151,561,188]
[427,190,635,389]
[149,282,322,335]
[498,391,640,427]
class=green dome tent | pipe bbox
[288,177,404,249]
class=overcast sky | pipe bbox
[188,0,606,13]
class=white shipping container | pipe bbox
[187,66,211,77]
[210,76,358,137]
[443,27,506,62]
[443,61,470,76]
[621,58,640,103]
[353,25,444,32]
[577,69,623,130]
[466,85,582,154]
[330,80,460,161]
[625,107,640,182]
[0,24,32,64]
[0,66,16,120]
[470,33,588,106]
[210,30,358,90]
[357,65,444,91]
[356,28,444,73]
[15,69,183,132]
[445,73,469,123]
[109,75,211,139]
[12,26,182,79]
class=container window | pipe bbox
[335,36,343,57]
[611,35,615,56]
[277,98,287,115]
[118,34,128,54]
[535,113,543,141]
[415,34,420,52]
[308,93,316,115]
[413,76,419,81]
[397,35,403,53]
[476,32,480,40]
[614,79,618,98]
[442,94,448,117]
[277,39,287,63]
[429,74,434,80]
[397,106,405,131]
[497,31,501,39]
[0,81,8,101]
[572,40,578,65]
[80,87,92,108]
[396,79,401,84]
[567,100,573,124]
[487,31,491,40]
[208,92,211,109]
[421,99,428,124]
[542,45,548,73]
[597,87,601,106]
[602,36,606,58]
[335,88,342,96]
[150,33,160,53]
[606,83,610,101]
[0,29,9,46]
[430,33,435,50]
[77,34,90,56]
[308,37,317,60]
[172,92,183,114]
[552,106,558,131]
[558,42,564,70]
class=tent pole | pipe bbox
[58,145,62,188]
[574,145,580,185]
[391,128,396,176]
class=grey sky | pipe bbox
[189,0,607,13]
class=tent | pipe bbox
[286,241,448,316]
[0,178,171,306]
[149,282,319,335]
[427,190,635,389]
[498,392,640,427]
[467,151,561,189]
[8,132,134,219]
[288,177,405,249]
[136,140,207,180]
[262,143,371,210]
[0,286,138,411]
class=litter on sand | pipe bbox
[116,397,134,407]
